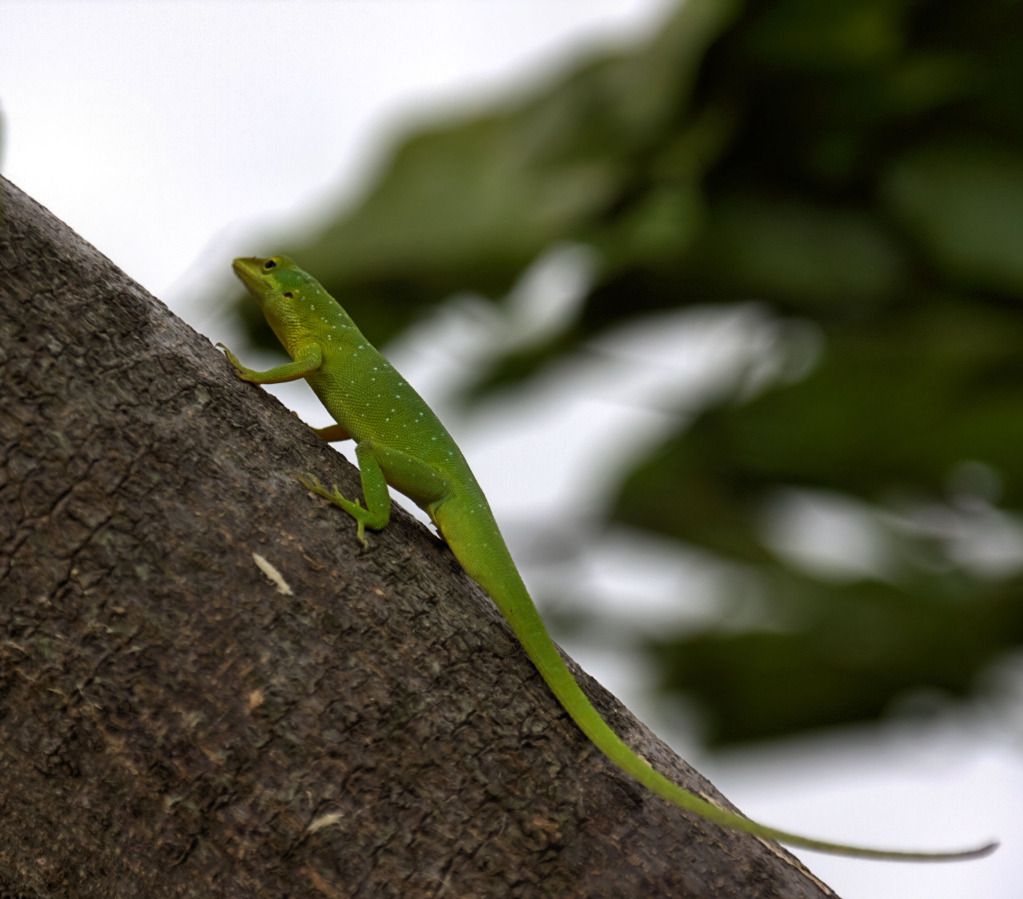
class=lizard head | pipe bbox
[232,255,312,312]
[232,255,355,353]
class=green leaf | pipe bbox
[649,569,1023,745]
[882,141,1023,295]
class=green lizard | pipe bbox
[218,255,996,863]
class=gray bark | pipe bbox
[0,176,837,898]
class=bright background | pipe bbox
[3,3,1019,897]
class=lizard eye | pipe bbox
[283,291,294,299]
[263,259,278,271]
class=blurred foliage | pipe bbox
[235,0,1023,745]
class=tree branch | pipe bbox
[0,176,835,898]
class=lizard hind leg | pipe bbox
[297,443,392,546]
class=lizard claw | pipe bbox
[297,472,326,495]
[297,473,371,547]
[216,343,245,373]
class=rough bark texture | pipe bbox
[0,176,838,898]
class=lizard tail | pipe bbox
[474,552,996,862]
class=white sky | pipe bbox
[3,3,1018,896]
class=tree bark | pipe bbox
[0,176,837,898]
